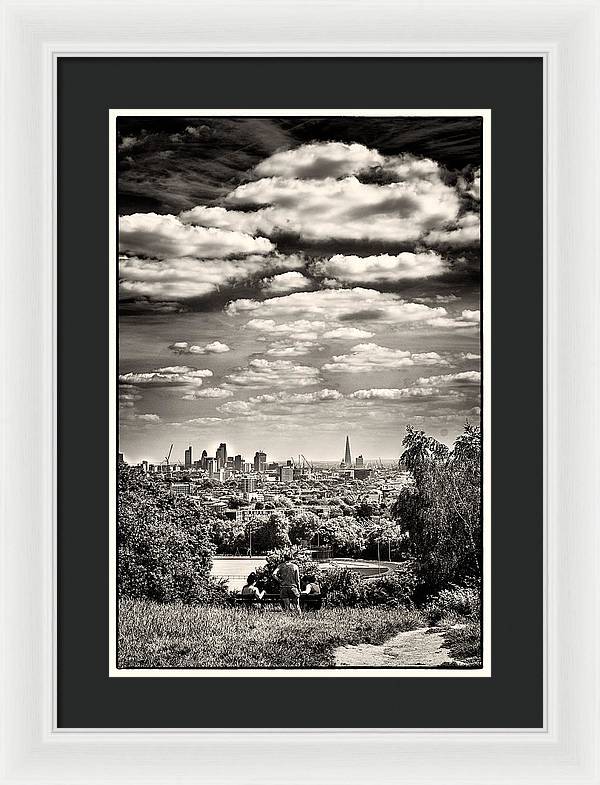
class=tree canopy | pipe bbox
[392,422,482,594]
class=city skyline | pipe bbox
[118,114,482,463]
[121,433,390,467]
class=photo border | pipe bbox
[109,108,491,679]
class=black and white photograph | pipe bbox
[113,110,487,673]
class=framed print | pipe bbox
[1,1,599,783]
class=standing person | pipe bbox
[273,553,301,614]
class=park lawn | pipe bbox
[118,598,423,669]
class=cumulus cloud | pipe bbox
[423,212,480,247]
[322,343,448,373]
[349,387,439,400]
[261,271,313,294]
[222,175,462,244]
[414,371,481,387]
[217,388,343,416]
[321,327,374,339]
[119,255,276,301]
[313,251,445,284]
[427,309,480,329]
[265,341,319,357]
[254,142,384,179]
[245,318,328,342]
[182,416,223,425]
[177,146,468,247]
[134,413,161,423]
[119,251,310,302]
[227,288,446,325]
[169,340,230,355]
[118,366,213,387]
[119,213,274,259]
[181,387,234,400]
[223,358,321,389]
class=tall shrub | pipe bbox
[392,422,482,594]
[118,466,215,602]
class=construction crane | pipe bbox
[163,443,173,466]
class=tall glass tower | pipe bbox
[344,435,352,467]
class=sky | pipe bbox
[117,115,482,465]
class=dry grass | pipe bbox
[118,598,423,669]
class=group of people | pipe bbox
[241,554,321,614]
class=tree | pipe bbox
[207,516,247,554]
[316,515,367,557]
[354,502,376,520]
[392,422,481,594]
[118,466,215,602]
[288,510,320,544]
[252,513,291,553]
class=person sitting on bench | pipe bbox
[240,572,265,606]
[301,574,322,610]
[301,574,321,596]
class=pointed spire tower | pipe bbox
[344,435,352,467]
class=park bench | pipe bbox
[230,590,327,611]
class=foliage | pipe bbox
[118,599,423,669]
[321,563,417,608]
[207,517,247,555]
[195,577,231,606]
[287,510,320,544]
[313,515,368,557]
[441,623,482,666]
[118,465,215,603]
[252,513,291,553]
[424,582,481,625]
[392,422,482,593]
[354,502,377,519]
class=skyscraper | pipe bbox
[241,476,256,494]
[216,442,227,469]
[253,450,267,473]
[184,445,192,468]
[356,454,364,468]
[201,449,207,470]
[234,454,243,472]
[344,435,352,467]
[278,465,294,483]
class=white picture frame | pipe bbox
[1,1,598,782]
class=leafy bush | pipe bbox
[361,567,417,607]
[424,582,481,625]
[118,466,215,603]
[442,622,482,666]
[319,568,364,606]
[196,577,231,606]
[321,563,417,608]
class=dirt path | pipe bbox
[334,626,458,667]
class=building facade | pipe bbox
[253,450,267,473]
